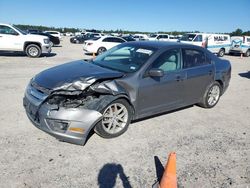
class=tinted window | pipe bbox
[112,38,125,43]
[180,34,196,41]
[0,25,18,35]
[182,49,207,68]
[246,38,250,42]
[102,37,114,42]
[152,49,181,72]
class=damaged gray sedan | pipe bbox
[23,41,231,145]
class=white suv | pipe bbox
[0,23,51,57]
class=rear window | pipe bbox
[47,32,59,35]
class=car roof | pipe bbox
[125,41,198,49]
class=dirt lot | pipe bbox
[0,37,249,188]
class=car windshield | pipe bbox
[92,44,156,73]
[12,25,27,35]
[180,34,196,41]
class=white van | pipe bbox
[179,33,231,57]
[230,36,250,57]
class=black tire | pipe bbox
[199,81,222,108]
[97,47,107,55]
[244,50,250,57]
[94,99,132,138]
[218,48,225,57]
[25,44,41,58]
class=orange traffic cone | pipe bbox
[159,152,177,188]
[92,52,96,59]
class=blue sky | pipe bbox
[0,0,249,33]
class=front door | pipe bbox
[137,48,186,118]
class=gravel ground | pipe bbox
[0,37,249,188]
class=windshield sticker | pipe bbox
[130,66,136,70]
[136,48,153,55]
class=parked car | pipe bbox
[0,23,51,57]
[27,30,60,46]
[121,35,136,42]
[70,33,102,44]
[83,36,126,54]
[23,41,231,145]
[45,31,62,40]
[148,34,178,42]
[179,33,231,57]
[230,36,250,57]
[133,34,148,41]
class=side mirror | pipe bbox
[148,68,164,77]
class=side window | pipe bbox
[247,38,250,43]
[152,49,181,72]
[164,35,169,39]
[113,38,125,43]
[194,35,202,42]
[102,37,113,42]
[0,25,18,35]
[182,49,207,68]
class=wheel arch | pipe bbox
[23,42,42,51]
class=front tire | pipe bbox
[218,48,225,57]
[94,99,132,138]
[25,44,41,58]
[199,82,221,108]
[97,47,107,55]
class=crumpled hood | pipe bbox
[34,60,124,90]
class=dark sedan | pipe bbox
[28,31,60,46]
[23,42,231,145]
[70,33,102,44]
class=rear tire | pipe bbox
[199,81,221,108]
[97,47,107,55]
[25,44,41,58]
[218,48,225,57]
[94,99,132,138]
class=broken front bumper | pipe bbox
[23,84,102,145]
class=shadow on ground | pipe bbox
[239,71,250,79]
[0,51,57,58]
[98,163,132,188]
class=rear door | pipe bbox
[181,48,215,105]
